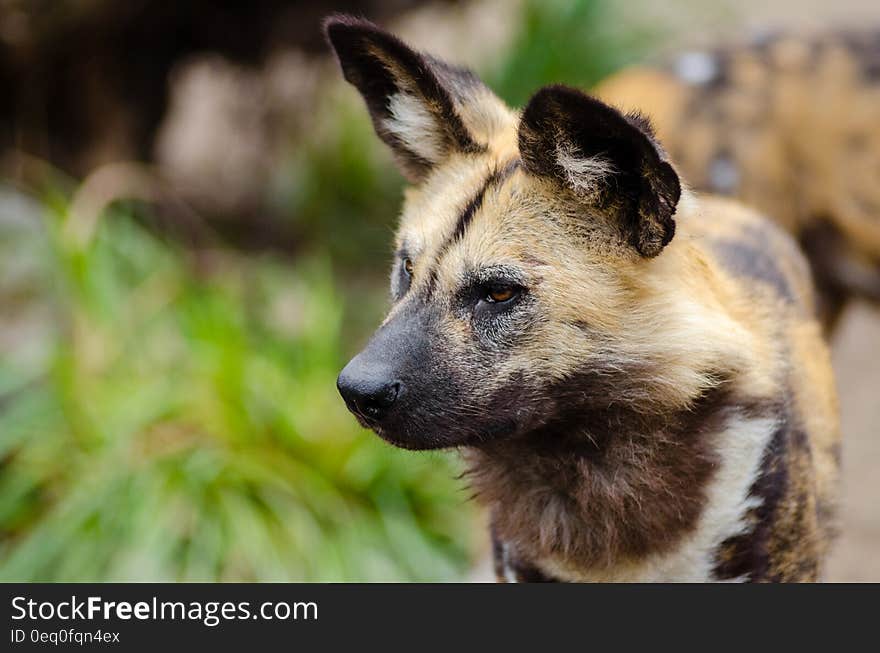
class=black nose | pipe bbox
[337,362,401,423]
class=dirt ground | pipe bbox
[825,304,880,581]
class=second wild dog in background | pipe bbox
[595,31,880,331]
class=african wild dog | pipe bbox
[326,16,840,582]
[594,31,880,331]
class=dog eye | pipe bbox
[485,285,518,304]
[392,256,414,301]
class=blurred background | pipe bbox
[0,0,877,582]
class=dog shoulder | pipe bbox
[683,195,817,316]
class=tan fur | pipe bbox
[328,17,841,582]
[594,32,880,329]
[392,130,839,581]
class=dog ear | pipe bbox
[324,14,491,182]
[518,85,681,257]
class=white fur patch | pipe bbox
[500,543,518,583]
[675,51,719,86]
[541,411,777,582]
[554,142,616,195]
[384,92,446,163]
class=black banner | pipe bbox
[1,583,875,650]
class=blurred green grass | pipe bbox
[0,0,664,581]
[488,0,660,107]
[0,198,473,581]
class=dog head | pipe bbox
[326,16,686,450]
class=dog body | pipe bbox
[327,17,840,582]
[594,31,880,330]
[477,196,839,582]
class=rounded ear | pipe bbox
[324,14,488,182]
[518,85,681,257]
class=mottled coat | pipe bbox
[595,31,880,330]
[326,16,840,582]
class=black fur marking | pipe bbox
[491,523,562,582]
[420,161,521,300]
[452,160,520,244]
[711,238,794,303]
[712,418,789,581]
[421,267,439,300]
[625,110,657,137]
[518,85,680,257]
[491,524,506,580]
[452,177,491,242]
[710,390,820,583]
[424,54,487,95]
[510,555,560,583]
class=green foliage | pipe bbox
[0,0,667,582]
[271,86,403,273]
[490,0,662,107]
[0,200,473,581]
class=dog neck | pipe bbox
[463,381,769,577]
